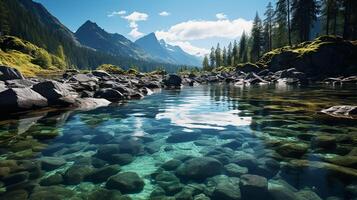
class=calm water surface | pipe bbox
[0,84,356,200]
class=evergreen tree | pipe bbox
[250,13,263,62]
[342,0,357,39]
[209,47,216,68]
[275,0,292,47]
[202,55,210,71]
[232,40,238,66]
[239,32,248,63]
[227,42,233,66]
[222,47,227,66]
[291,0,319,42]
[0,0,10,35]
[322,0,339,35]
[215,43,222,67]
[264,2,274,51]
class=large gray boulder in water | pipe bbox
[32,80,72,104]
[321,105,357,119]
[0,88,48,112]
[163,74,182,88]
[0,65,25,81]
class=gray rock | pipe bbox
[176,157,223,180]
[164,74,182,88]
[29,186,75,200]
[0,65,24,81]
[162,159,183,171]
[86,165,121,183]
[224,163,248,177]
[74,98,111,111]
[94,88,124,101]
[32,80,72,104]
[40,173,63,186]
[63,165,94,185]
[321,105,357,119]
[106,172,144,194]
[0,88,47,112]
[92,70,111,78]
[212,182,241,200]
[39,157,66,171]
[5,79,36,88]
[239,174,268,200]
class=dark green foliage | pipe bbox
[250,13,263,62]
[263,2,274,52]
[202,55,210,71]
[239,32,248,63]
[291,0,319,42]
[209,47,215,68]
[215,43,223,67]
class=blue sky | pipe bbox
[35,0,274,56]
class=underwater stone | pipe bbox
[29,186,76,200]
[224,163,248,177]
[295,189,322,200]
[86,164,121,183]
[2,171,29,186]
[325,156,357,168]
[118,139,142,155]
[176,157,223,180]
[175,187,194,200]
[39,157,66,171]
[194,194,210,200]
[110,153,134,165]
[39,173,63,186]
[106,172,144,194]
[311,135,337,149]
[211,182,241,200]
[162,159,183,171]
[276,143,308,158]
[0,189,28,200]
[89,133,114,144]
[87,188,123,200]
[95,144,120,160]
[166,132,201,143]
[239,174,268,200]
[64,165,94,185]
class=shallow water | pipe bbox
[0,84,357,200]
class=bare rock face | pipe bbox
[32,80,73,105]
[0,65,24,81]
[321,105,357,119]
[0,88,48,112]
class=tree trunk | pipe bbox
[343,0,352,39]
[326,0,331,35]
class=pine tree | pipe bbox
[202,55,210,71]
[222,47,227,66]
[291,0,319,42]
[275,0,292,47]
[232,40,238,66]
[239,32,248,63]
[250,13,263,62]
[0,0,10,35]
[215,43,222,67]
[264,2,274,51]
[209,47,216,68]
[342,0,357,39]
[227,42,233,66]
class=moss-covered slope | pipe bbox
[258,36,357,78]
[0,36,66,77]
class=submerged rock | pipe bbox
[166,132,201,143]
[39,157,66,171]
[164,74,182,88]
[239,174,268,200]
[63,165,94,185]
[176,157,223,180]
[86,164,121,183]
[106,172,144,194]
[276,143,308,158]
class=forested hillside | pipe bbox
[0,0,183,72]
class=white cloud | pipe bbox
[122,11,149,38]
[123,11,149,21]
[155,17,252,55]
[107,10,126,17]
[129,28,144,38]
[216,13,227,20]
[159,11,171,16]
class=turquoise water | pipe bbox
[0,84,356,199]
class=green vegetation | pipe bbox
[97,64,125,74]
[0,36,66,77]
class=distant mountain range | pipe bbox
[135,33,201,66]
[75,21,201,66]
[0,0,201,72]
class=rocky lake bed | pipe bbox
[0,65,356,200]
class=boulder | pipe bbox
[176,157,223,180]
[224,163,248,177]
[40,173,63,186]
[106,172,144,194]
[86,165,121,183]
[0,88,48,112]
[92,70,111,78]
[29,186,75,200]
[5,79,37,88]
[74,98,111,111]
[239,174,268,200]
[164,74,182,88]
[39,157,66,171]
[70,73,98,83]
[63,165,94,185]
[276,143,308,158]
[0,65,24,81]
[311,135,337,149]
[32,80,72,104]
[94,88,124,101]
[212,182,241,200]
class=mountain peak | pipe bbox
[77,20,100,32]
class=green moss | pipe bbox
[0,36,66,77]
[97,64,125,74]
